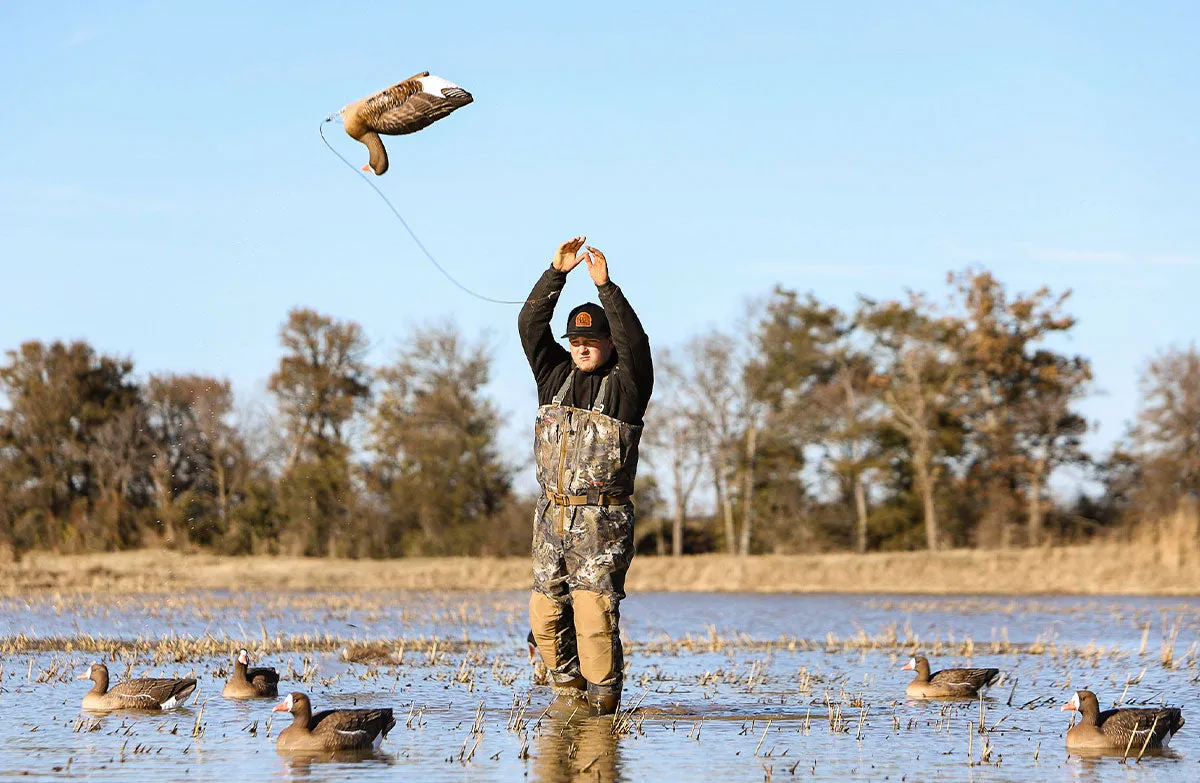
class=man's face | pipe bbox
[569,336,614,372]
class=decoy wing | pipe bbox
[107,678,197,709]
[929,667,1002,691]
[310,708,396,748]
[1096,707,1185,748]
[368,75,473,136]
[248,667,280,692]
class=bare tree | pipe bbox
[644,350,708,556]
[1013,352,1091,544]
[1132,344,1200,511]
[860,296,962,550]
[366,322,513,556]
[678,332,744,553]
[268,308,371,472]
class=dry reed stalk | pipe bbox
[1136,715,1161,762]
[1120,720,1140,763]
[754,720,772,755]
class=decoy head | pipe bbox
[1062,690,1101,712]
[273,692,296,713]
[901,657,917,671]
[76,662,105,682]
[237,649,249,665]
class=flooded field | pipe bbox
[1,590,1197,781]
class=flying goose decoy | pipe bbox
[222,648,280,699]
[901,655,1002,698]
[273,692,395,752]
[336,72,473,176]
[1062,690,1184,751]
[76,662,197,711]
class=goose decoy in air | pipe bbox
[1062,690,1184,750]
[273,692,395,752]
[77,662,197,711]
[901,655,1002,698]
[337,72,473,176]
[222,648,280,699]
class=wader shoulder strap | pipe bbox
[592,365,617,414]
[552,370,574,405]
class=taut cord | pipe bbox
[319,118,528,305]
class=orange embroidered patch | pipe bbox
[575,312,593,328]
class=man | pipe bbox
[518,236,653,716]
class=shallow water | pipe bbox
[1,590,1198,781]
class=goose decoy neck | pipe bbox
[359,132,388,175]
[275,692,313,729]
[1075,691,1101,724]
[75,663,108,694]
[903,656,932,681]
[89,664,110,694]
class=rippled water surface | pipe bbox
[1,590,1198,781]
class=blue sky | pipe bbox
[2,1,1196,494]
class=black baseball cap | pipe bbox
[561,303,610,339]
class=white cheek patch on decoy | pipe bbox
[1067,692,1080,710]
[285,694,294,711]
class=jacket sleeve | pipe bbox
[518,266,572,395]
[597,279,654,402]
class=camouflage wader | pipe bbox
[529,369,642,714]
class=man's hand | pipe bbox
[552,236,587,272]
[583,246,609,286]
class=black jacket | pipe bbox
[518,267,654,426]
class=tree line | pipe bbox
[1,268,1195,559]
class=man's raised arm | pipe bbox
[584,246,653,400]
[518,237,587,386]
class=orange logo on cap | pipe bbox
[575,312,593,328]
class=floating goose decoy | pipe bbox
[273,692,395,752]
[336,72,473,176]
[1062,690,1184,751]
[901,655,1002,698]
[76,662,197,711]
[222,648,280,699]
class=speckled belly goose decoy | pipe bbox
[76,662,197,711]
[901,655,1002,698]
[337,72,473,175]
[222,648,280,699]
[1062,690,1184,751]
[273,692,395,752]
